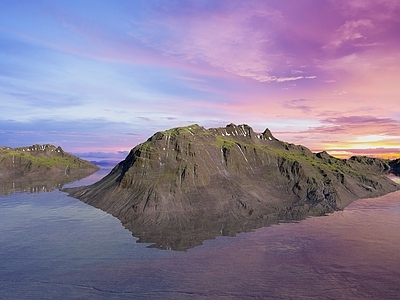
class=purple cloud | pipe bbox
[283,99,313,113]
[308,116,400,136]
[138,117,153,122]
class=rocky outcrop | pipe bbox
[389,159,400,176]
[64,124,400,250]
[0,144,99,195]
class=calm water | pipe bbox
[1,169,400,299]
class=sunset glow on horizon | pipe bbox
[1,0,399,159]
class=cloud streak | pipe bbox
[283,99,313,113]
[311,116,400,136]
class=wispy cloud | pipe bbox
[283,99,313,113]
[273,76,317,83]
[326,19,373,49]
[138,117,153,122]
[128,2,290,83]
[309,116,400,136]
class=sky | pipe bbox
[1,0,399,159]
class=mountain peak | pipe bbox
[14,144,64,153]
[260,128,276,141]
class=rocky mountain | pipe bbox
[64,124,400,250]
[0,144,99,195]
[389,159,400,176]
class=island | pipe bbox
[0,144,99,195]
[64,124,400,250]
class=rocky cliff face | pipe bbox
[389,159,400,176]
[64,124,400,250]
[0,144,99,195]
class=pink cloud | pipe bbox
[282,99,313,113]
[326,19,373,49]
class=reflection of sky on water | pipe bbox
[0,189,175,272]
[61,167,112,189]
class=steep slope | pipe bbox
[0,144,99,194]
[65,124,399,250]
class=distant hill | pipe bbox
[0,144,99,194]
[64,124,400,250]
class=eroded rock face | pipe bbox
[64,124,400,250]
[0,144,99,195]
[389,159,400,176]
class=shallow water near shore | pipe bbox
[1,170,400,299]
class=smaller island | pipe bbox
[0,144,99,195]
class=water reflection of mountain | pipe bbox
[121,207,317,251]
[0,170,98,196]
[0,181,63,195]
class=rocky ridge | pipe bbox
[64,124,400,250]
[0,144,99,194]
